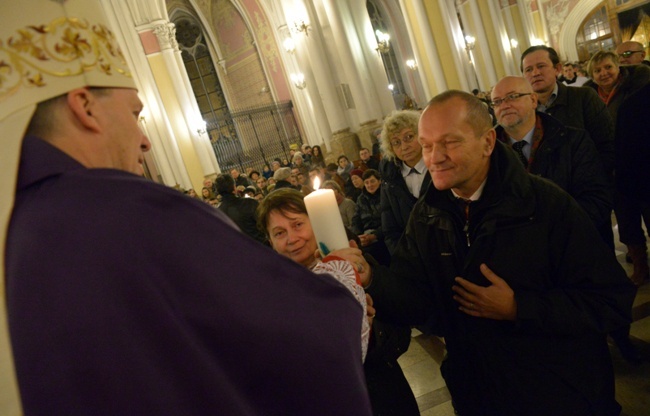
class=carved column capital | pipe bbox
[153,22,179,51]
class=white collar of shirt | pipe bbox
[451,177,487,202]
[401,158,427,198]
[507,126,535,159]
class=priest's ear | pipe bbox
[66,87,111,133]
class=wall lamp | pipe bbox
[406,59,417,70]
[465,35,476,51]
[196,119,207,136]
[375,30,390,53]
[293,20,311,37]
[290,73,306,89]
[283,37,296,53]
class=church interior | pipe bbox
[97,1,649,414]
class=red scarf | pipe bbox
[597,80,620,106]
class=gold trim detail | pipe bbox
[0,17,132,99]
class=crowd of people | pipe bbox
[184,40,648,414]
[171,40,649,415]
[3,1,647,414]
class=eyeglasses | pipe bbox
[390,133,417,148]
[618,50,643,58]
[490,93,532,108]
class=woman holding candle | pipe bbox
[257,188,419,416]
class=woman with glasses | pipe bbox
[378,110,431,254]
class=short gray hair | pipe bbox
[379,110,421,161]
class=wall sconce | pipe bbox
[387,84,394,91]
[465,35,476,51]
[283,37,296,53]
[510,38,518,49]
[375,30,390,53]
[406,59,417,70]
[293,20,311,37]
[531,37,544,46]
[290,73,307,89]
[196,119,207,136]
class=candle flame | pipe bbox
[313,176,321,190]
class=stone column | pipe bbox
[320,0,382,123]
[102,0,193,189]
[151,22,220,176]
[436,0,470,92]
[328,128,361,164]
[468,0,498,88]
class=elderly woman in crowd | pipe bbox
[352,169,391,266]
[586,50,650,362]
[348,168,365,202]
[256,188,418,416]
[379,110,431,254]
[585,50,650,125]
[585,50,650,285]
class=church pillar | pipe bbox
[102,0,193,189]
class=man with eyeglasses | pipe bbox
[616,41,649,66]
[520,45,615,177]
[332,90,634,415]
[491,76,613,246]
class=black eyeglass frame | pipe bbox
[618,50,643,58]
[490,93,532,108]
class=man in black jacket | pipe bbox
[491,76,613,247]
[335,91,635,416]
[520,45,615,175]
[216,174,267,244]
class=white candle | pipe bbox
[304,177,349,255]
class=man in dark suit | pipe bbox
[216,174,266,244]
[491,76,613,246]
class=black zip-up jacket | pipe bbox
[379,159,431,254]
[368,141,634,416]
[544,82,615,175]
[496,112,613,245]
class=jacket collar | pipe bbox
[423,141,536,220]
[495,112,566,152]
[548,82,568,109]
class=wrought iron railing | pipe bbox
[207,101,302,173]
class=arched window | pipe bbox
[576,4,614,61]
[175,17,233,139]
[170,8,302,173]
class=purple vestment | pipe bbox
[6,136,372,415]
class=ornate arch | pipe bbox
[558,0,602,61]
